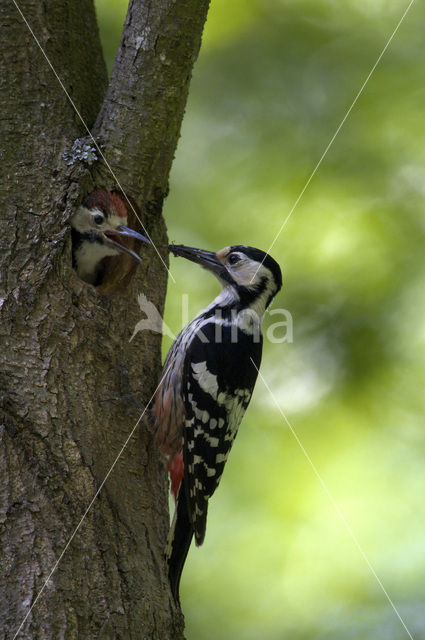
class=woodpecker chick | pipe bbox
[71,189,149,285]
[154,243,282,603]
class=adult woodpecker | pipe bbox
[71,188,149,285]
[154,243,282,602]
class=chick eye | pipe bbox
[94,215,104,225]
[228,254,240,265]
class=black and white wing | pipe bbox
[167,320,262,602]
[181,320,262,545]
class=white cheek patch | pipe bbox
[231,260,268,286]
[71,207,93,233]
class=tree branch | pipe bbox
[94,0,210,211]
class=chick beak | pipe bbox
[104,226,150,263]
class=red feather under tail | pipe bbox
[167,452,184,502]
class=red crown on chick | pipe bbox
[83,188,128,219]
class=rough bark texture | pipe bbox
[0,0,210,638]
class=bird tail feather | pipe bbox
[166,476,193,604]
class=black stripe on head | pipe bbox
[235,276,268,308]
[229,245,283,293]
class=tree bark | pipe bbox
[0,0,209,638]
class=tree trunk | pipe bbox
[0,1,209,638]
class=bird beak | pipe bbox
[167,244,223,276]
[114,226,150,243]
[104,226,150,263]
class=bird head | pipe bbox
[71,189,149,285]
[168,243,282,312]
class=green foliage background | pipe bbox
[95,1,425,637]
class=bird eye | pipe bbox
[94,215,104,225]
[228,254,240,265]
